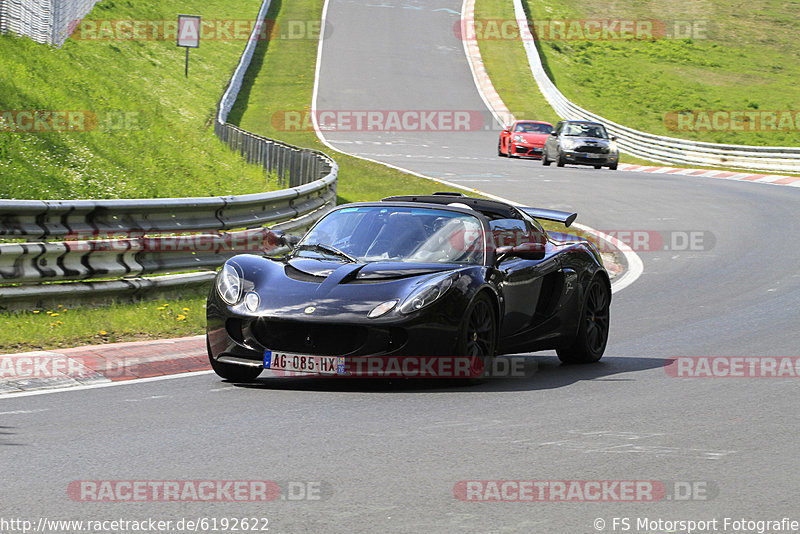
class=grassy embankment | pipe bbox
[0,0,276,199]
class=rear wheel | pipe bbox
[457,293,497,380]
[542,150,552,166]
[207,339,263,382]
[497,140,505,157]
[557,277,610,364]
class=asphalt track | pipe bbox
[3,0,800,532]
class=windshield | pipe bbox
[297,206,485,265]
[514,122,553,134]
[562,123,609,138]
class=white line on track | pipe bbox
[0,408,50,415]
[0,370,215,400]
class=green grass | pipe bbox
[473,0,560,127]
[476,0,800,147]
[0,0,279,199]
[0,295,206,353]
[228,0,467,204]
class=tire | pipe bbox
[556,150,566,167]
[508,145,517,158]
[497,140,505,157]
[594,164,602,169]
[608,162,618,170]
[542,150,552,166]
[557,277,610,364]
[457,293,497,381]
[207,339,263,382]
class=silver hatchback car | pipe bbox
[542,120,619,170]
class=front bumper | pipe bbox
[562,150,618,166]
[207,300,464,376]
[509,143,544,158]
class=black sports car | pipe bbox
[206,193,611,381]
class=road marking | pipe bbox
[123,395,170,402]
[0,370,215,400]
[0,408,50,415]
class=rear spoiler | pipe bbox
[520,207,577,228]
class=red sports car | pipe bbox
[498,120,554,159]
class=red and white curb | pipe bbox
[0,336,209,395]
[618,163,800,186]
[460,0,514,128]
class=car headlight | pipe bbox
[368,300,398,318]
[561,138,578,150]
[216,263,243,305]
[399,273,455,314]
[513,135,525,143]
[244,291,260,312]
[608,141,618,153]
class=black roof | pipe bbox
[381,193,520,219]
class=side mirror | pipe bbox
[278,234,300,248]
[549,131,558,136]
[611,136,617,141]
[496,242,546,262]
[502,128,511,133]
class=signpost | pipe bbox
[177,15,201,78]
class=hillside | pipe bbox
[0,0,275,200]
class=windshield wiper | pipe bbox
[296,243,357,263]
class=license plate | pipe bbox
[583,153,602,158]
[264,350,344,375]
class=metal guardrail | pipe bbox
[0,0,338,308]
[0,0,98,46]
[511,0,800,173]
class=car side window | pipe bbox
[554,122,563,135]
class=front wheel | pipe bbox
[457,293,497,381]
[608,162,618,170]
[557,277,610,364]
[556,150,566,167]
